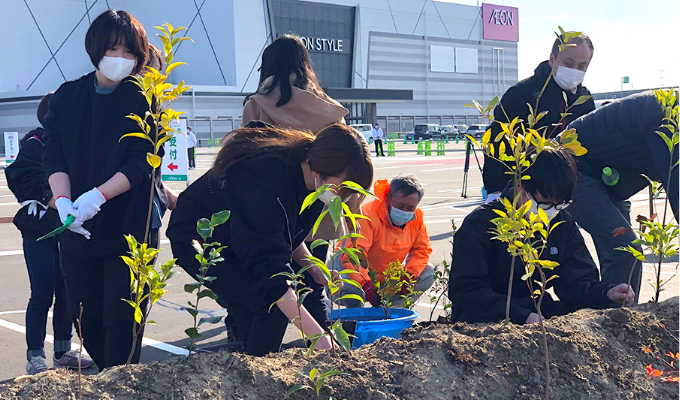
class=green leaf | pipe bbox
[184,308,199,318]
[340,181,374,198]
[335,294,365,304]
[331,321,352,352]
[198,316,222,327]
[328,196,343,230]
[284,384,311,399]
[184,282,201,293]
[311,210,328,237]
[184,327,201,339]
[310,239,330,251]
[210,210,231,227]
[196,218,213,240]
[197,289,218,300]
[572,95,591,106]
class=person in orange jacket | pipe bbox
[332,174,434,308]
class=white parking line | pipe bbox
[421,167,463,172]
[0,311,188,356]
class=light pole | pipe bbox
[620,76,629,93]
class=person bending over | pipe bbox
[449,147,634,325]
[333,174,434,308]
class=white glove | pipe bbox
[73,188,107,224]
[55,197,78,224]
[54,196,91,239]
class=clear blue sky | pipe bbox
[442,0,679,93]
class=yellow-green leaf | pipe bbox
[120,132,153,144]
[147,153,162,169]
[165,62,186,75]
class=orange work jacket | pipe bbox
[339,198,432,286]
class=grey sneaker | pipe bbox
[53,350,95,369]
[26,356,49,375]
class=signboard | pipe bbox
[622,76,629,84]
[482,3,519,42]
[300,37,346,53]
[4,132,19,164]
[161,119,188,182]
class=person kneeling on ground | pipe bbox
[448,147,634,325]
[332,174,434,308]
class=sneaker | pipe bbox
[26,356,49,375]
[53,350,95,370]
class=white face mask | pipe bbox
[527,195,566,222]
[389,206,415,226]
[98,56,136,83]
[314,177,335,205]
[552,66,585,92]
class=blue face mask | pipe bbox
[389,206,415,226]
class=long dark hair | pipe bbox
[211,124,373,197]
[255,34,322,107]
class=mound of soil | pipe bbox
[1,298,678,400]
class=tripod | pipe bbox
[461,138,483,198]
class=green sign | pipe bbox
[161,175,188,182]
[622,76,629,84]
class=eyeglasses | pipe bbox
[536,200,572,211]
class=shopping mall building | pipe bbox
[0,0,519,143]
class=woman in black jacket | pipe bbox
[42,10,154,369]
[6,93,94,374]
[167,123,373,356]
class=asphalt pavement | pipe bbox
[0,141,676,383]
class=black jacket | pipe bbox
[483,61,596,192]
[568,91,679,219]
[5,128,60,239]
[42,72,156,257]
[448,189,615,325]
[166,156,323,311]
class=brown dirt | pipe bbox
[1,298,678,400]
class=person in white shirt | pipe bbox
[187,127,197,170]
[371,123,384,157]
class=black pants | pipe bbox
[60,229,158,369]
[221,243,329,356]
[188,147,196,168]
[374,139,384,157]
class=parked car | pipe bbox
[405,131,415,141]
[466,124,489,139]
[453,124,468,133]
[413,123,440,142]
[438,125,459,140]
[349,124,373,141]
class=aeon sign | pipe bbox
[482,3,519,42]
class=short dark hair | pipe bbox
[551,32,594,60]
[389,173,424,200]
[521,147,577,202]
[36,92,54,126]
[85,9,148,75]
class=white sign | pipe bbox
[161,119,188,181]
[4,132,19,164]
[455,48,479,74]
[430,46,455,73]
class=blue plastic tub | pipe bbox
[330,308,419,349]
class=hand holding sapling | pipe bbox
[607,283,635,306]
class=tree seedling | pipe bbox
[367,260,422,320]
[618,88,679,303]
[465,26,591,400]
[119,23,193,364]
[121,235,177,364]
[183,210,231,355]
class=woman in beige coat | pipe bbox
[241,34,348,132]
[228,35,367,337]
